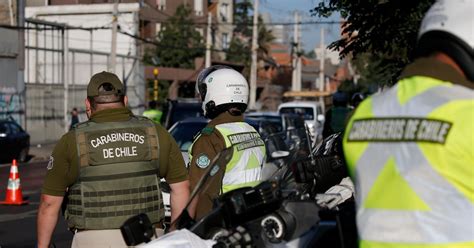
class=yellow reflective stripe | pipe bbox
[363,157,430,210]
[420,99,474,203]
[223,181,260,193]
[246,151,262,170]
[343,97,374,178]
[216,126,234,147]
[225,147,241,172]
[361,240,474,248]
[397,76,447,105]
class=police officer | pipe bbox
[188,66,266,220]
[143,100,163,124]
[343,1,473,248]
[37,72,190,248]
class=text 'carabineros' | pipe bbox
[347,118,452,144]
[90,132,145,148]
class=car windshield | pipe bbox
[170,121,208,151]
[279,107,314,121]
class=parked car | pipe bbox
[168,117,209,165]
[278,101,325,143]
[0,118,30,162]
[163,98,204,130]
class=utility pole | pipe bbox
[109,0,119,73]
[248,0,259,110]
[18,0,25,128]
[291,11,301,92]
[318,27,325,108]
[205,14,212,68]
[249,0,258,109]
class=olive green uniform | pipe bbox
[42,107,187,197]
[188,112,237,219]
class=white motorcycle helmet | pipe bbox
[196,65,249,118]
[417,0,474,81]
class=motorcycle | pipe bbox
[122,132,357,248]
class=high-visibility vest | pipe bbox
[190,122,266,193]
[343,76,473,248]
[143,109,162,124]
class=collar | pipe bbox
[400,58,473,89]
[208,111,244,127]
[89,107,134,122]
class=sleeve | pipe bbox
[188,135,219,191]
[157,125,188,184]
[41,132,76,196]
[189,132,227,218]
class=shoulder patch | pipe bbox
[196,153,211,169]
[47,156,54,170]
[201,127,215,135]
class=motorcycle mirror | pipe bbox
[271,150,290,159]
[317,114,325,122]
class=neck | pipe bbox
[433,53,465,78]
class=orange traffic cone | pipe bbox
[1,159,28,205]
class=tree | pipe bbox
[149,5,205,69]
[312,0,434,85]
[226,2,275,65]
[234,0,252,37]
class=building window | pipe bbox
[194,0,203,16]
[157,0,166,10]
[220,3,229,22]
[222,32,229,49]
[155,23,162,36]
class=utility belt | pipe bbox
[70,219,165,234]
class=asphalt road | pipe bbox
[0,160,73,248]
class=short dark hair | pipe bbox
[88,83,125,110]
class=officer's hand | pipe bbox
[316,177,354,209]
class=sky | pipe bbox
[259,0,341,53]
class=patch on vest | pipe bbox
[210,164,219,176]
[47,156,54,170]
[196,154,211,168]
[347,117,452,144]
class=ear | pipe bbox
[85,98,92,118]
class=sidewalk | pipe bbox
[29,142,56,162]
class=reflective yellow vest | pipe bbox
[343,76,473,248]
[190,122,266,193]
[143,109,162,124]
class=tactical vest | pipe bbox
[190,122,266,193]
[65,116,164,230]
[343,76,474,248]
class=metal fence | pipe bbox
[25,18,145,144]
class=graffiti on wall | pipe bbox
[0,87,23,124]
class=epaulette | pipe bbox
[201,127,215,135]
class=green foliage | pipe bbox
[226,1,274,65]
[312,0,434,85]
[151,5,205,69]
[234,0,252,37]
[227,37,250,64]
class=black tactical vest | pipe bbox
[65,116,164,230]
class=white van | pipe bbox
[278,101,325,142]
